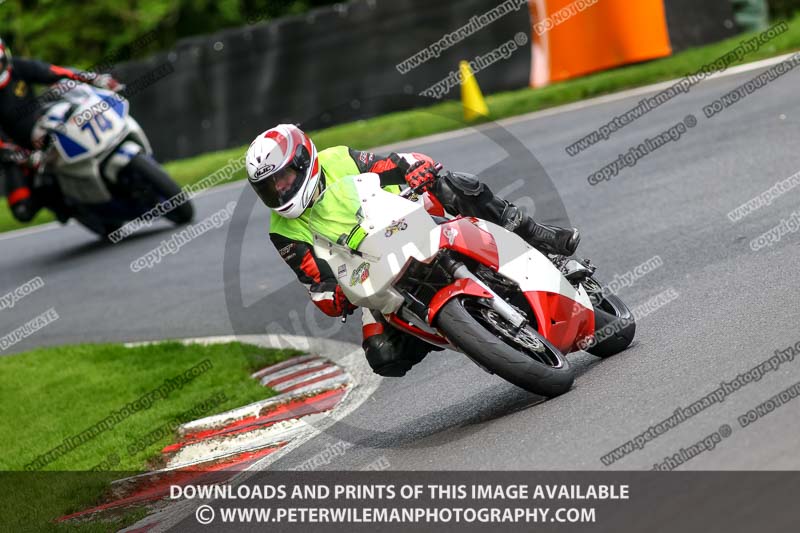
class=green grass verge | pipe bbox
[0,197,56,232]
[0,341,300,532]
[161,15,800,188]
[3,15,800,237]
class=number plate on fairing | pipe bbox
[51,90,129,163]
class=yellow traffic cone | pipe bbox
[459,60,489,121]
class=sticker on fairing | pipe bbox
[443,226,459,245]
[384,218,408,238]
[350,262,370,286]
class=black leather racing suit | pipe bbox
[0,58,101,221]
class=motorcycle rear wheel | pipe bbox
[583,277,636,358]
[435,297,575,397]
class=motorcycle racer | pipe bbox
[0,37,123,223]
[246,123,580,377]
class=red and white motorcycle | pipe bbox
[310,173,635,397]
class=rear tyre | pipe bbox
[584,278,636,358]
[122,154,194,225]
[435,297,575,397]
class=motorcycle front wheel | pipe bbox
[120,154,194,225]
[435,297,575,397]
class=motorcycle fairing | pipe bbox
[311,174,596,353]
[34,84,147,205]
[426,277,494,324]
[437,216,595,353]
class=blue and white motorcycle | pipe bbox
[31,81,193,238]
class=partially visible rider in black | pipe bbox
[0,38,123,222]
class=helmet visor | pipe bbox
[252,145,311,209]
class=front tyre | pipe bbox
[435,297,575,397]
[121,154,194,225]
[71,214,121,240]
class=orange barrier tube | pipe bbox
[529,0,672,87]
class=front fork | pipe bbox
[437,255,527,329]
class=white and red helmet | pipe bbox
[0,38,12,89]
[245,124,320,219]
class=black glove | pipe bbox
[91,73,125,92]
[0,143,30,164]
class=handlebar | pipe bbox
[400,186,422,199]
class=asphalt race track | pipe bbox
[2,64,800,472]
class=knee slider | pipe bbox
[11,199,36,222]
[443,172,484,196]
[373,360,413,377]
[431,172,487,214]
[363,333,420,377]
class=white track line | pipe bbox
[0,221,65,241]
[12,52,796,245]
[271,366,341,391]
[252,354,322,379]
[122,334,379,533]
[257,359,329,384]
[370,51,800,153]
[285,373,351,396]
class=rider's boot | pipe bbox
[429,172,580,257]
[362,312,416,377]
[502,204,580,256]
[36,179,72,224]
[361,311,438,377]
